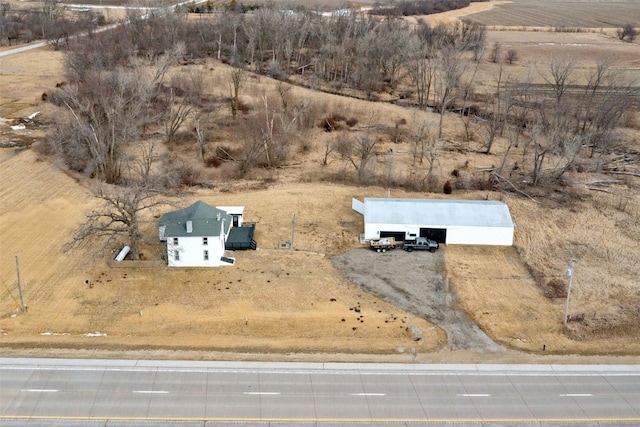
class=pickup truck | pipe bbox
[402,237,439,252]
[369,237,397,252]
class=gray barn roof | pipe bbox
[363,198,514,228]
[159,201,231,238]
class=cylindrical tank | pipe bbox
[115,246,130,261]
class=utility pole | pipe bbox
[15,255,25,312]
[290,214,296,253]
[563,258,576,325]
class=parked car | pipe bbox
[402,237,439,252]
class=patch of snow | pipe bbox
[82,331,107,337]
[25,111,40,121]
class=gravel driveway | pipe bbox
[331,247,504,352]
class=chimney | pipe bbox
[186,220,193,233]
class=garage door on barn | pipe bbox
[420,228,447,243]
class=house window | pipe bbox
[173,237,179,245]
[203,237,208,246]
[174,250,180,261]
[203,250,209,261]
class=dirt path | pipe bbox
[331,247,504,352]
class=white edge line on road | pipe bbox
[560,393,593,397]
[243,392,280,395]
[132,390,170,394]
[22,389,58,393]
[350,393,387,396]
[457,393,491,397]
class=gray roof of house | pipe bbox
[364,198,514,228]
[159,201,231,237]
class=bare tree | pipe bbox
[164,87,193,144]
[499,70,535,174]
[520,57,581,185]
[543,56,575,104]
[150,43,186,85]
[52,42,183,183]
[481,63,511,154]
[260,94,275,168]
[54,67,154,184]
[411,114,428,166]
[505,49,519,65]
[490,41,501,63]
[128,140,158,187]
[71,183,174,260]
[528,124,550,187]
[192,115,208,161]
[410,114,439,189]
[434,45,469,138]
[242,7,282,73]
[352,30,383,99]
[529,101,582,186]
[229,67,246,118]
[574,60,638,158]
[238,122,266,174]
[334,128,379,182]
[406,28,437,110]
[376,19,410,89]
[42,0,63,39]
[456,56,482,144]
[322,138,334,166]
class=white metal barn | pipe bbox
[352,198,515,246]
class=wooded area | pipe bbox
[36,6,637,189]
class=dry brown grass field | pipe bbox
[463,0,640,30]
[1,1,640,361]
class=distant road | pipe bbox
[2,358,640,425]
[0,0,207,59]
[0,41,50,58]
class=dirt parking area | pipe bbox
[331,247,503,353]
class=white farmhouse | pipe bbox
[158,201,235,267]
[352,198,515,246]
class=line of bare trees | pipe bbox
[0,0,104,47]
[475,57,639,187]
[43,6,638,192]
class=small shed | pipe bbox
[353,198,515,246]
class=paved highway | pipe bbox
[1,358,639,426]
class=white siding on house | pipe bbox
[167,234,227,267]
